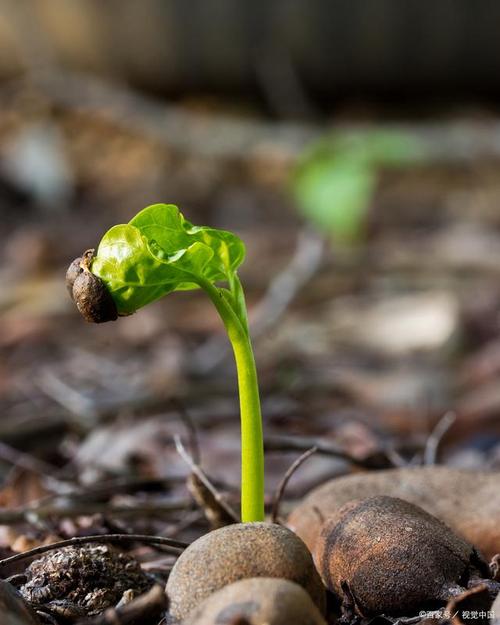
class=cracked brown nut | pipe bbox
[314,496,487,617]
[184,578,327,625]
[166,523,325,621]
[66,250,117,323]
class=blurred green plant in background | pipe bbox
[291,131,425,244]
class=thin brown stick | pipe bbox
[265,434,394,469]
[384,446,409,468]
[251,229,324,338]
[271,446,317,524]
[174,436,239,524]
[424,411,456,465]
[0,533,188,571]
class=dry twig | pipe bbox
[424,411,456,465]
[0,534,188,571]
[271,446,317,523]
[174,436,239,526]
[265,434,394,469]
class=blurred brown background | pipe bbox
[4,1,500,106]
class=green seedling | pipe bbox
[67,204,264,522]
[291,130,425,244]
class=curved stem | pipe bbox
[198,278,265,522]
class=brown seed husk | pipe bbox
[165,522,325,621]
[184,578,327,625]
[65,257,83,299]
[315,496,475,617]
[72,270,118,323]
[19,545,152,616]
[288,466,500,559]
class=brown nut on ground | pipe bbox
[314,496,484,617]
[288,467,500,560]
[166,523,325,621]
[184,578,327,625]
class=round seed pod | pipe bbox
[314,496,480,617]
[65,257,83,299]
[166,523,325,621]
[68,249,117,323]
[287,466,500,560]
[184,578,327,625]
[72,270,118,323]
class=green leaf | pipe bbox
[130,204,245,280]
[325,130,425,168]
[291,131,425,243]
[292,153,375,243]
[92,204,245,314]
[129,203,195,253]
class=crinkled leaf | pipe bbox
[91,225,195,313]
[188,225,245,279]
[130,204,245,279]
[92,204,245,314]
[129,203,195,254]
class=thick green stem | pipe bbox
[198,278,265,522]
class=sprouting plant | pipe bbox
[291,130,425,244]
[67,204,264,522]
